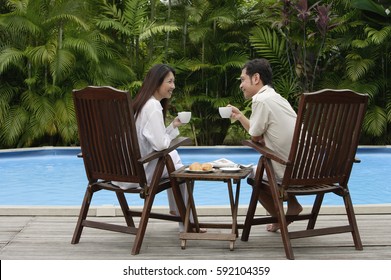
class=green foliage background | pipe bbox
[0,0,390,148]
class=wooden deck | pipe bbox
[1,209,390,260]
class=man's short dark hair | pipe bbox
[242,58,273,86]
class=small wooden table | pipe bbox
[171,166,252,250]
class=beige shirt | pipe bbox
[249,85,296,180]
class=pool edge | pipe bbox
[0,204,390,216]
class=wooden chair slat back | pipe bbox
[73,86,146,185]
[283,89,368,186]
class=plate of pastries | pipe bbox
[185,162,215,173]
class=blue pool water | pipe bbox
[0,147,390,206]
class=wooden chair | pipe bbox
[241,89,368,259]
[71,86,191,255]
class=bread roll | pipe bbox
[201,163,213,171]
[189,162,202,171]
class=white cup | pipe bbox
[219,107,232,118]
[178,111,191,123]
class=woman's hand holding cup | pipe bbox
[178,111,191,123]
[218,106,233,118]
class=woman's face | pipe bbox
[154,71,175,101]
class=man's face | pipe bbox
[239,68,257,99]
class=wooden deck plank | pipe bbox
[0,214,390,260]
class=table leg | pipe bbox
[233,179,241,237]
[177,175,245,251]
[227,179,241,250]
[181,179,201,249]
[185,179,200,232]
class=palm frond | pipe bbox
[0,47,25,73]
[53,91,77,143]
[387,102,391,123]
[123,0,149,34]
[0,84,16,123]
[50,49,76,84]
[44,14,89,31]
[351,39,370,48]
[249,27,289,70]
[365,26,391,45]
[25,43,55,65]
[363,105,387,136]
[63,36,100,63]
[139,22,179,41]
[0,106,29,147]
[346,53,375,81]
[0,14,42,37]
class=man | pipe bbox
[229,58,302,232]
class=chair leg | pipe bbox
[307,193,324,230]
[116,192,135,227]
[131,189,156,255]
[272,195,294,259]
[241,182,261,241]
[274,201,294,260]
[241,158,265,241]
[265,159,294,260]
[343,193,363,250]
[71,186,93,244]
[131,157,165,255]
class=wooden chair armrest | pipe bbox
[139,137,193,164]
[242,139,288,165]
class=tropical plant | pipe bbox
[245,0,391,145]
[165,0,252,145]
[0,0,133,148]
[0,0,390,148]
[249,0,345,98]
[345,2,390,145]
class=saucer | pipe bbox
[220,167,241,172]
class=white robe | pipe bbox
[114,96,187,215]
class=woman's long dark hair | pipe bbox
[133,64,176,121]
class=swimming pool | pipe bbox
[0,146,390,206]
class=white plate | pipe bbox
[220,167,241,172]
[211,158,236,168]
[185,168,215,173]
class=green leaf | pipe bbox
[363,105,387,136]
[351,0,389,17]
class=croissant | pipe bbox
[189,162,202,171]
[201,163,213,171]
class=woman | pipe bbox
[117,64,197,232]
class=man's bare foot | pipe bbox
[286,199,303,216]
[266,201,302,232]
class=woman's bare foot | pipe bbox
[179,223,207,233]
[266,223,281,232]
